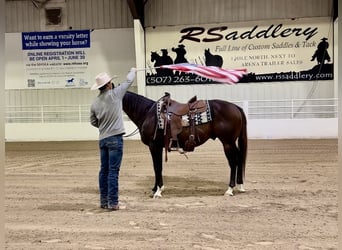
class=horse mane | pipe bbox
[125,91,154,110]
[123,91,156,128]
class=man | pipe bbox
[90,68,136,211]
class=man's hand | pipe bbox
[126,68,136,83]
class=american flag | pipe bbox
[159,63,247,84]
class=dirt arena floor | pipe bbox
[5,139,337,250]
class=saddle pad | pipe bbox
[157,100,212,129]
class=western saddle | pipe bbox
[160,92,208,159]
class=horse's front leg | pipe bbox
[149,143,164,198]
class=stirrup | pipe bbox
[168,139,185,154]
[169,139,179,151]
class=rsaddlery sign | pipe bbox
[145,17,333,85]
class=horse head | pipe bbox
[204,48,211,56]
[151,51,160,62]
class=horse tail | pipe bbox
[237,106,248,180]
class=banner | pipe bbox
[22,30,91,88]
[5,28,135,89]
[145,17,333,85]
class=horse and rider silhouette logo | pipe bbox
[310,37,331,65]
[150,44,223,77]
[302,37,333,78]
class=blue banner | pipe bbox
[22,30,90,50]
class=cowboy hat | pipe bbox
[91,72,117,90]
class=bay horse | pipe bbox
[122,91,247,198]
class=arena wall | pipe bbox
[5,118,338,142]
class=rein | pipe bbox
[123,127,140,138]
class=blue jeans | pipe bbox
[98,134,123,207]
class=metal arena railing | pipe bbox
[5,98,338,123]
[245,98,338,119]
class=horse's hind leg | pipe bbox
[222,143,238,196]
[236,157,246,193]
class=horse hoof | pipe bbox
[237,184,246,193]
[224,190,234,196]
[153,192,162,199]
[152,186,163,199]
[224,187,234,196]
[153,194,162,199]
